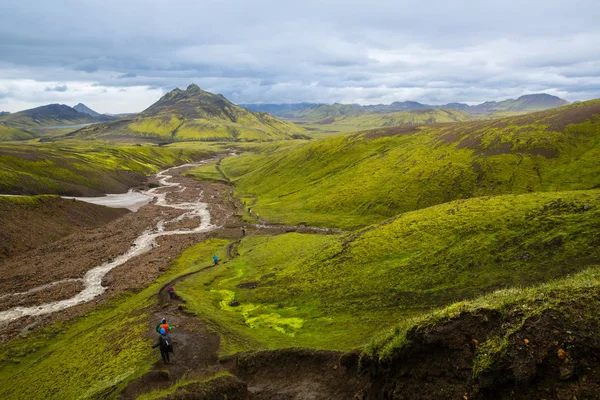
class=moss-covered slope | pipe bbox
[0,125,36,141]
[176,189,600,355]
[222,99,600,229]
[0,141,211,195]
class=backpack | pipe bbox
[161,334,173,352]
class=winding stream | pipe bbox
[0,163,215,323]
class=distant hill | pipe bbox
[240,103,478,134]
[468,93,570,114]
[0,111,9,117]
[306,108,475,133]
[0,104,103,131]
[241,93,570,121]
[0,104,112,141]
[73,103,116,121]
[75,84,307,142]
[241,103,323,118]
[73,103,100,117]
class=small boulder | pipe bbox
[559,365,574,380]
[229,300,240,307]
[101,275,114,287]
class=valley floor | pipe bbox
[0,159,367,399]
[1,155,600,399]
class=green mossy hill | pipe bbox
[303,108,475,134]
[74,84,307,142]
[0,240,228,399]
[0,141,211,195]
[176,189,600,355]
[0,195,127,259]
[222,99,600,229]
[0,125,36,141]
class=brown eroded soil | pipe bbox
[0,196,128,261]
[0,163,241,342]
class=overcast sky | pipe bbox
[1,0,599,113]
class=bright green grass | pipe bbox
[176,189,600,356]
[184,159,225,182]
[0,194,58,206]
[0,239,229,399]
[128,116,183,138]
[177,234,399,356]
[0,140,211,195]
[221,100,600,230]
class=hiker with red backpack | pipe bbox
[156,318,172,334]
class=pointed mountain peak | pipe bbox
[186,83,201,92]
[142,84,239,119]
[73,103,101,117]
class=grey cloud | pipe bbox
[0,0,599,109]
[44,84,68,92]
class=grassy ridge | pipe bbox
[176,189,600,355]
[0,125,36,141]
[298,108,476,134]
[184,159,226,182]
[222,100,600,229]
[0,141,211,195]
[0,240,228,399]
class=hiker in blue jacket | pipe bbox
[213,254,219,265]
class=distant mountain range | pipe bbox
[0,111,10,117]
[241,94,570,121]
[0,103,113,129]
[0,92,574,142]
[0,103,116,141]
[73,84,306,142]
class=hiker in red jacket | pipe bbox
[155,318,172,334]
